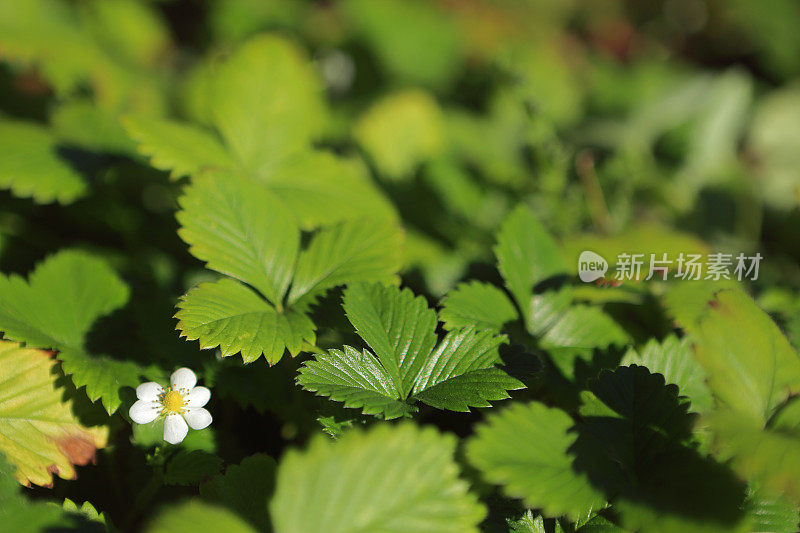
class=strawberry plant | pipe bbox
[2,1,800,532]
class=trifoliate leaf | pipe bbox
[298,283,523,418]
[164,450,224,486]
[469,366,748,531]
[621,335,713,413]
[200,454,276,532]
[354,89,446,180]
[578,366,747,533]
[0,119,87,204]
[467,401,607,521]
[270,423,486,533]
[0,249,147,413]
[0,341,108,487]
[177,279,315,364]
[177,173,299,307]
[127,34,325,176]
[148,501,257,533]
[340,282,438,396]
[124,37,394,228]
[494,206,630,377]
[176,168,400,363]
[665,284,800,423]
[123,115,234,180]
[439,281,517,332]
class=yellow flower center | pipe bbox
[162,390,185,414]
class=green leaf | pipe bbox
[577,515,625,532]
[493,206,630,377]
[176,279,315,364]
[0,341,108,487]
[439,281,517,332]
[0,454,72,532]
[254,151,397,231]
[52,100,136,155]
[200,454,276,532]
[467,401,607,521]
[59,347,149,414]
[298,283,522,418]
[411,327,514,395]
[342,0,462,88]
[270,423,485,532]
[177,173,299,307]
[577,366,747,533]
[164,450,224,486]
[495,204,567,320]
[506,510,548,533]
[0,250,128,350]
[743,487,799,533]
[296,346,415,419]
[174,156,402,364]
[412,368,523,412]
[287,219,403,307]
[540,305,630,351]
[621,335,713,413]
[339,282,437,396]
[122,115,234,180]
[354,89,446,180]
[665,284,800,423]
[708,405,800,500]
[62,498,107,526]
[0,118,86,204]
[127,35,326,174]
[0,249,145,413]
[148,501,257,533]
[210,34,326,172]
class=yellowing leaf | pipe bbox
[666,285,800,424]
[0,341,108,487]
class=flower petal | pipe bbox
[170,367,197,392]
[129,400,160,424]
[163,414,189,444]
[136,382,164,402]
[185,386,211,407]
[183,407,212,430]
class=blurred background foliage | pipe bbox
[1,0,800,529]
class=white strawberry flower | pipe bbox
[129,367,212,444]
